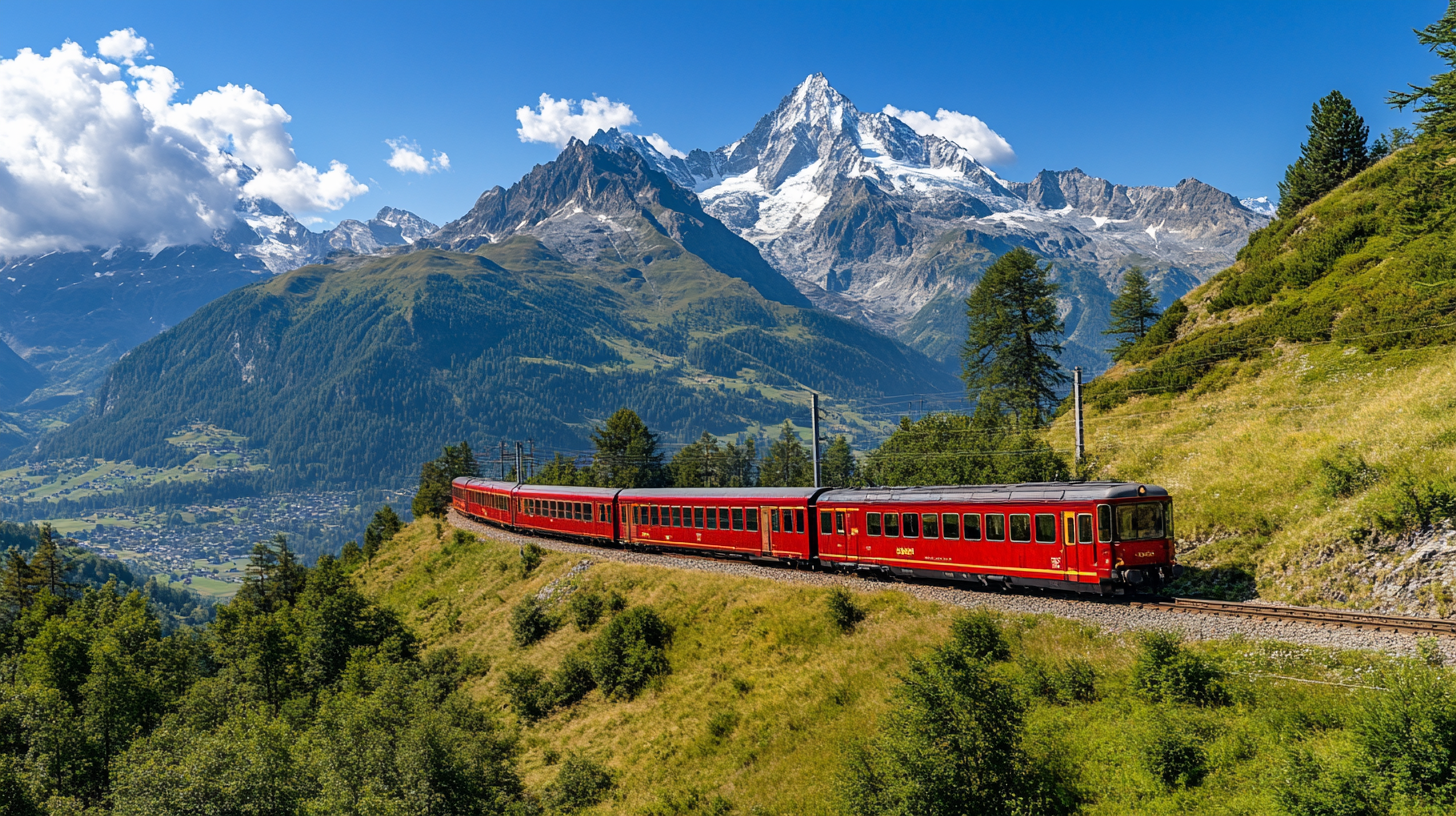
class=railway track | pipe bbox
[1130,598,1456,637]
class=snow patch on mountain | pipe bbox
[1241,196,1278,217]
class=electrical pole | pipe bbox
[515,442,524,485]
[810,391,822,488]
[1073,366,1085,466]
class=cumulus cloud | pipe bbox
[0,32,367,256]
[385,138,449,174]
[644,133,686,159]
[883,104,1016,165]
[516,93,638,147]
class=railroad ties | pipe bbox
[1130,598,1456,637]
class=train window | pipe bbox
[795,509,805,534]
[719,508,730,529]
[746,509,759,532]
[733,508,744,530]
[1035,514,1056,543]
[963,514,981,540]
[781,509,793,534]
[572,502,580,520]
[1115,503,1165,541]
[836,511,846,534]
[867,512,882,536]
[942,513,959,540]
[695,507,705,528]
[1167,504,1174,538]
[548,500,555,517]
[1065,516,1075,545]
[706,508,717,530]
[985,514,1005,541]
[771,509,780,533]
[1078,513,1094,544]
[922,513,939,539]
[1010,514,1032,543]
[650,506,660,526]
[821,511,834,535]
[902,513,919,538]
[672,506,682,527]
[1097,505,1111,542]
[884,513,900,537]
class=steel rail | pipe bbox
[1130,598,1456,637]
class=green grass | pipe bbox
[356,520,1427,815]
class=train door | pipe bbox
[627,503,639,544]
[760,506,774,555]
[1062,511,1079,579]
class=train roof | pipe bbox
[820,481,1168,503]
[453,478,519,491]
[618,487,828,501]
[513,483,622,498]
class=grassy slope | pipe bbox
[1058,137,1456,611]
[356,520,1403,815]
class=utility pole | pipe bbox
[1073,366,1085,466]
[515,442,524,485]
[810,391,822,488]
[527,439,535,481]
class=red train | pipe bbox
[451,478,1178,594]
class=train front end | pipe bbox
[1101,486,1180,590]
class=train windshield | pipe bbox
[1114,502,1165,541]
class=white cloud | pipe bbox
[645,133,686,159]
[516,93,638,148]
[0,33,367,256]
[385,138,449,174]
[96,28,149,64]
[883,104,1016,165]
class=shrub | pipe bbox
[605,590,627,613]
[567,589,605,631]
[551,645,597,708]
[1133,631,1229,706]
[825,587,866,633]
[706,710,738,741]
[641,789,734,816]
[500,665,554,723]
[1353,664,1456,802]
[543,754,615,813]
[520,542,545,575]
[1316,445,1381,499]
[510,597,556,647]
[1275,748,1385,816]
[1021,656,1099,704]
[591,606,672,700]
[949,608,1012,663]
[1141,714,1207,788]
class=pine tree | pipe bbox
[1276,91,1373,219]
[0,546,36,615]
[532,452,588,486]
[412,442,480,518]
[669,432,724,487]
[820,435,858,488]
[1390,3,1456,136]
[28,523,75,599]
[1104,267,1162,361]
[720,436,758,487]
[757,422,814,487]
[962,247,1067,425]
[590,409,668,488]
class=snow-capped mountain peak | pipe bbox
[1240,196,1278,217]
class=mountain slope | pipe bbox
[596,73,1268,373]
[0,339,44,408]
[42,143,957,488]
[1060,136,1456,612]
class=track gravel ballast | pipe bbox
[448,511,1453,659]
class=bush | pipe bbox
[641,789,734,816]
[1275,748,1385,816]
[543,754,615,813]
[551,645,597,708]
[1021,656,1099,704]
[591,606,672,700]
[1133,631,1229,706]
[567,589,605,631]
[1353,664,1456,802]
[510,597,556,648]
[1316,445,1381,499]
[706,710,738,741]
[520,542,545,575]
[1141,714,1207,788]
[499,665,554,723]
[605,590,627,613]
[825,587,865,633]
[949,608,1011,663]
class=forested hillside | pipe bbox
[1058,127,1456,610]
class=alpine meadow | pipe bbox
[3,3,1456,816]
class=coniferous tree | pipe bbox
[1390,3,1456,136]
[861,409,1068,488]
[412,442,480,518]
[532,452,589,486]
[0,546,36,615]
[962,248,1067,426]
[669,432,724,487]
[590,409,668,488]
[758,422,815,487]
[820,435,858,488]
[720,436,758,487]
[1104,267,1162,361]
[1276,91,1373,219]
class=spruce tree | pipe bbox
[532,452,587,486]
[757,422,814,487]
[1104,267,1162,361]
[1390,3,1456,136]
[0,546,36,615]
[412,442,480,518]
[28,523,75,599]
[820,435,858,488]
[720,436,758,487]
[1276,91,1373,219]
[669,432,724,487]
[590,409,668,488]
[962,247,1067,425]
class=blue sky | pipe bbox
[0,0,1441,229]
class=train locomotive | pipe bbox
[451,478,1178,594]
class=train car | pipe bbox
[815,481,1175,594]
[618,487,828,562]
[513,484,622,542]
[452,478,518,526]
